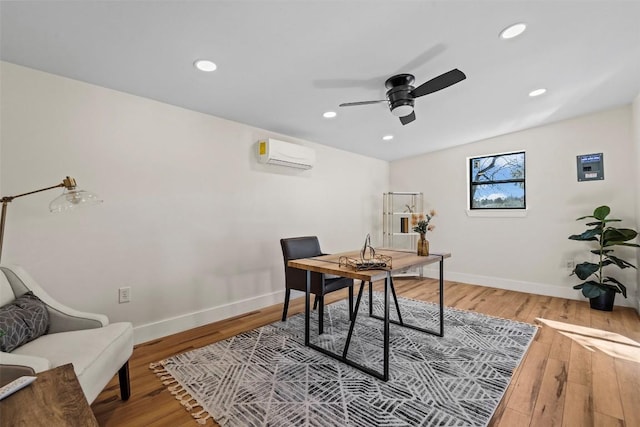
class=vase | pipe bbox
[417,233,429,256]
[589,288,616,311]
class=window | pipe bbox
[469,151,525,209]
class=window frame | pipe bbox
[468,151,526,211]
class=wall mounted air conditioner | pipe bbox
[257,138,316,170]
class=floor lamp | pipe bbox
[0,176,102,262]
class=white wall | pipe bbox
[633,93,640,312]
[390,107,638,307]
[0,62,388,343]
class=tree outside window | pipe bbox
[469,152,525,209]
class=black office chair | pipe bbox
[280,236,354,334]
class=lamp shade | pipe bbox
[49,187,103,213]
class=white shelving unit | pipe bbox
[383,192,424,251]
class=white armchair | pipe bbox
[0,264,133,403]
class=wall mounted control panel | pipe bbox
[576,153,604,181]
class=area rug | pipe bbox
[151,292,538,426]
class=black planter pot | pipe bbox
[589,288,616,311]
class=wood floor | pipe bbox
[92,279,640,426]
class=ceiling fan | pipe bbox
[339,68,466,125]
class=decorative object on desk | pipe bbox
[412,209,436,256]
[568,205,638,311]
[151,292,537,427]
[360,233,375,260]
[417,233,429,256]
[339,234,392,271]
[0,176,102,262]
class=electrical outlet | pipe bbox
[566,260,575,270]
[118,287,131,304]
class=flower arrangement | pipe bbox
[411,209,436,235]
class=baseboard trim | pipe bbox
[133,270,637,344]
[421,268,636,309]
[132,290,285,344]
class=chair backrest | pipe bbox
[280,236,323,293]
[280,236,322,263]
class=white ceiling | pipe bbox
[1,1,639,161]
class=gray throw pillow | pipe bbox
[0,291,50,352]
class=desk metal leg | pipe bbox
[389,276,403,325]
[369,256,445,337]
[304,270,310,346]
[439,256,444,337]
[383,272,390,381]
[307,277,389,381]
[343,280,366,358]
[368,279,402,325]
[303,256,446,382]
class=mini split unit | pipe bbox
[257,138,316,170]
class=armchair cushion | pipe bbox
[0,291,50,352]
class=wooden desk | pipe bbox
[0,363,98,427]
[289,248,451,381]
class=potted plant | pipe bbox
[569,205,639,311]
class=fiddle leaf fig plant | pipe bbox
[569,205,639,299]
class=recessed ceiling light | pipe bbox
[323,111,337,118]
[529,88,547,97]
[382,135,394,141]
[500,23,527,39]
[193,59,217,72]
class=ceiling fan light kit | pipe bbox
[386,74,416,117]
[339,68,466,126]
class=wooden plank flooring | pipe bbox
[92,279,640,426]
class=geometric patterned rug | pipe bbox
[151,292,538,426]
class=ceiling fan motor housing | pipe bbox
[385,74,415,117]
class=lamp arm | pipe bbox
[1,183,65,204]
[0,177,76,262]
[0,176,77,204]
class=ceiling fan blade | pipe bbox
[400,111,416,125]
[339,100,387,107]
[411,68,466,98]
